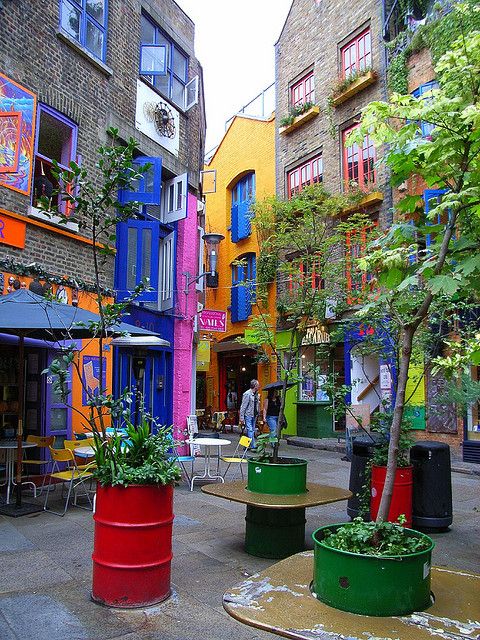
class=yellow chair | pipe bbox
[221,436,252,480]
[64,439,96,472]
[23,435,55,492]
[44,447,94,516]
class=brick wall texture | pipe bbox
[0,0,205,289]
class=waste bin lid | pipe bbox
[411,440,450,452]
[352,434,382,454]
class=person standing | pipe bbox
[239,379,260,448]
[263,389,281,439]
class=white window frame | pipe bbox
[196,226,205,292]
[184,76,199,111]
[159,231,174,310]
[163,172,188,223]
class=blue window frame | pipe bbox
[231,173,255,242]
[118,157,162,206]
[231,253,256,323]
[412,80,439,138]
[59,0,108,62]
[140,14,189,110]
[116,219,160,303]
[424,188,449,248]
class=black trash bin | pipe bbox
[411,440,453,531]
[347,435,382,520]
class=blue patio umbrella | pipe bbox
[0,289,159,513]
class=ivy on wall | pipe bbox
[387,0,480,94]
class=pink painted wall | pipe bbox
[173,192,199,450]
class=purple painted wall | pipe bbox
[173,192,199,450]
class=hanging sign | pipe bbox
[199,309,226,332]
[301,322,330,345]
[0,211,26,249]
[196,340,210,371]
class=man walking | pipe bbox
[239,379,260,448]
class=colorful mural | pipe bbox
[0,73,36,195]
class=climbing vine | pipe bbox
[387,0,480,95]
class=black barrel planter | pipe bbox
[312,523,435,616]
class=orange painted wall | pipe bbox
[1,273,113,435]
[202,114,276,410]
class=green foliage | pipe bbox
[250,433,278,461]
[331,67,374,97]
[93,417,181,487]
[279,101,316,127]
[322,517,431,557]
[370,413,414,468]
[387,51,409,95]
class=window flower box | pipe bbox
[341,191,384,214]
[331,70,377,107]
[279,105,320,135]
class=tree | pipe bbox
[239,185,364,461]
[348,25,480,521]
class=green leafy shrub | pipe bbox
[321,517,431,556]
[279,101,316,127]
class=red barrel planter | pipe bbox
[370,465,413,527]
[92,483,174,608]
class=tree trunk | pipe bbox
[376,326,415,521]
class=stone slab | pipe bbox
[223,551,480,640]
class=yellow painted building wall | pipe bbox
[202,114,276,411]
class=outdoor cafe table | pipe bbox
[201,480,351,558]
[0,439,37,504]
[187,437,231,491]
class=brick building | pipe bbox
[0,1,205,447]
[275,0,393,440]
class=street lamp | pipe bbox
[184,231,225,293]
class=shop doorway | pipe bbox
[218,351,257,413]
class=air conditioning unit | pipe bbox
[197,200,205,213]
[197,302,204,313]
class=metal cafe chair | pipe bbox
[22,435,55,494]
[221,436,252,480]
[44,447,94,517]
[64,439,96,472]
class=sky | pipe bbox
[175,0,293,153]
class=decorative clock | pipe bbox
[144,101,176,139]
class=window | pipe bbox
[346,222,377,303]
[231,253,256,323]
[299,347,330,403]
[423,189,449,249]
[343,125,375,190]
[341,29,371,78]
[32,105,78,215]
[140,14,198,111]
[288,258,324,294]
[412,80,439,138]
[231,173,255,242]
[287,155,323,199]
[291,72,315,108]
[59,0,107,62]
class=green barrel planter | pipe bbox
[247,458,308,495]
[245,506,306,558]
[312,524,435,616]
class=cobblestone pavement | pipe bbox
[0,437,478,640]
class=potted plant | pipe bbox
[42,130,181,607]
[312,517,434,616]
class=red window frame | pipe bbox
[342,125,375,191]
[345,222,377,303]
[287,155,323,199]
[288,257,324,295]
[291,72,315,108]
[341,29,372,78]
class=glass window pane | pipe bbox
[86,20,104,59]
[50,408,67,430]
[300,346,315,402]
[141,15,155,43]
[127,228,137,289]
[173,48,187,81]
[172,77,184,108]
[61,0,81,41]
[86,0,105,25]
[142,228,152,280]
[156,32,170,67]
[141,45,166,74]
[176,180,183,210]
[154,74,170,97]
